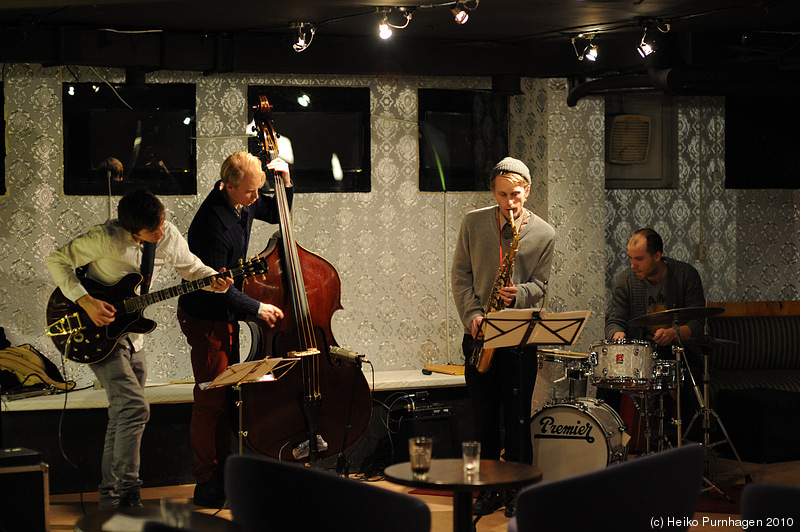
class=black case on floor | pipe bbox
[0,448,49,532]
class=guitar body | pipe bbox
[46,273,156,364]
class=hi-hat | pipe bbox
[627,306,724,328]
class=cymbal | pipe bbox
[627,306,724,328]
[682,336,739,347]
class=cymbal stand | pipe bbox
[671,344,683,447]
[681,347,752,491]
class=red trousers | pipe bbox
[177,309,239,483]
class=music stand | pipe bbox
[482,309,591,470]
[202,357,299,453]
[482,309,591,350]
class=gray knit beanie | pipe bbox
[490,157,531,183]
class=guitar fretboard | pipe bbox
[122,275,218,313]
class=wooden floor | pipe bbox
[49,455,799,532]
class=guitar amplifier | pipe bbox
[0,448,49,532]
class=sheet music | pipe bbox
[482,309,591,349]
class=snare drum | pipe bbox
[531,398,630,482]
[589,339,657,389]
[531,350,590,415]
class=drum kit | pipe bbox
[530,306,750,488]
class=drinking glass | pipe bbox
[462,441,481,476]
[408,436,433,480]
[160,497,192,528]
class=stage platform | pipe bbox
[0,369,468,493]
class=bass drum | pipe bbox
[531,398,630,482]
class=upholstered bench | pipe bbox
[703,302,800,462]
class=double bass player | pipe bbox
[177,151,290,508]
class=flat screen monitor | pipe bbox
[246,85,370,193]
[418,88,509,192]
[726,95,800,189]
[63,83,196,196]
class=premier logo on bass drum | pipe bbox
[534,415,596,443]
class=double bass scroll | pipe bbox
[239,95,372,463]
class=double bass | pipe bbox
[239,96,372,463]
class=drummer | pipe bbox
[603,228,705,423]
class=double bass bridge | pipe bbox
[287,348,320,358]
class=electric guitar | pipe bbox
[45,257,267,364]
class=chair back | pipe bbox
[511,444,704,532]
[225,454,431,532]
[741,483,800,532]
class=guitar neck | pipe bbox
[121,273,220,313]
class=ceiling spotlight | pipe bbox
[584,43,598,62]
[378,6,414,39]
[571,34,598,62]
[379,14,392,40]
[452,7,468,24]
[636,18,670,58]
[637,29,656,57]
[291,22,315,52]
[451,0,470,24]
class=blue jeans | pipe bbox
[90,339,150,509]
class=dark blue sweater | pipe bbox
[178,180,293,322]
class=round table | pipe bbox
[74,506,242,532]
[384,458,542,532]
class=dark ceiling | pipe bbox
[1,0,799,99]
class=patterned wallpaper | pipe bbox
[605,97,800,305]
[1,64,797,390]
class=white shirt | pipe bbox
[46,219,219,351]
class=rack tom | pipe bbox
[589,339,657,390]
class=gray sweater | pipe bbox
[452,205,556,333]
[605,256,706,340]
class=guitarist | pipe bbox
[45,188,233,510]
[177,151,290,508]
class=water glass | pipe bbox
[408,436,433,480]
[160,497,193,528]
[462,441,481,476]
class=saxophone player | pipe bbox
[451,157,555,518]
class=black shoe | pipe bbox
[193,479,226,509]
[120,491,143,508]
[472,490,503,516]
[504,488,519,517]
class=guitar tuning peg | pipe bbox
[239,259,244,266]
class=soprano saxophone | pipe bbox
[470,209,520,373]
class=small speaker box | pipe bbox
[0,448,49,532]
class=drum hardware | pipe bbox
[680,331,753,492]
[627,309,752,497]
